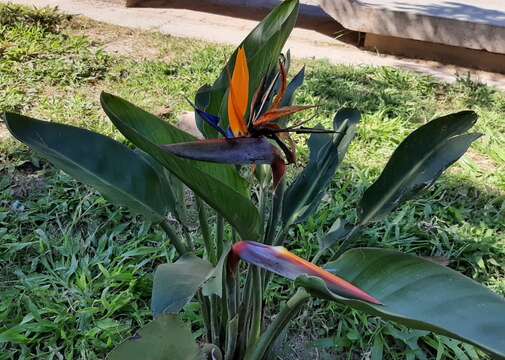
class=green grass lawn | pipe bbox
[1,4,504,359]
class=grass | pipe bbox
[0,3,504,359]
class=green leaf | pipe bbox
[151,255,213,317]
[0,327,28,344]
[107,315,200,360]
[282,108,360,226]
[281,66,305,108]
[100,92,261,240]
[202,242,231,298]
[135,149,187,222]
[196,0,299,138]
[359,111,481,224]
[4,112,170,222]
[319,217,353,251]
[296,248,505,359]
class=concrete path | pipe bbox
[320,0,505,53]
[4,0,505,89]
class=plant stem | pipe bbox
[246,266,263,349]
[264,177,286,245]
[335,224,361,255]
[201,343,223,360]
[258,185,268,240]
[197,291,213,342]
[245,288,310,360]
[216,215,224,258]
[314,224,362,263]
[160,220,188,255]
[238,265,253,353]
[196,196,216,264]
[224,267,239,359]
[210,295,221,347]
[311,248,325,264]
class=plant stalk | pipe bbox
[196,196,216,264]
[245,288,310,360]
[160,220,188,255]
[246,266,263,349]
[216,215,224,258]
[313,224,362,263]
[264,177,286,245]
[224,266,239,359]
[258,185,268,240]
[197,291,213,343]
[210,295,221,347]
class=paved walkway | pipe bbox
[4,0,505,89]
[321,0,505,53]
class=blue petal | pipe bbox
[195,108,228,137]
[226,127,235,139]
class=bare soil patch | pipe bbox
[67,16,167,61]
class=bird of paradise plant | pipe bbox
[3,0,505,359]
[165,46,331,187]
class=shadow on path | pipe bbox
[135,0,361,45]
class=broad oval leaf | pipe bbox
[359,111,481,224]
[202,242,232,298]
[135,149,187,222]
[100,92,261,240]
[161,137,278,165]
[296,248,505,359]
[107,315,200,360]
[196,0,299,137]
[152,255,213,318]
[4,112,170,222]
[282,108,360,226]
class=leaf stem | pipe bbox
[216,215,224,258]
[210,295,221,346]
[333,224,362,257]
[160,220,188,255]
[264,177,286,245]
[196,196,216,264]
[197,290,213,342]
[224,266,239,359]
[201,343,223,360]
[246,266,263,349]
[245,288,310,360]
[312,224,362,264]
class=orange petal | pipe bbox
[232,241,381,305]
[253,105,315,127]
[228,47,249,136]
[270,59,287,110]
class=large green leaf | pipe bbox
[202,242,232,298]
[196,0,299,138]
[3,112,170,222]
[151,255,213,318]
[135,149,187,222]
[100,92,261,240]
[282,109,360,226]
[107,315,200,360]
[296,248,505,359]
[359,111,480,224]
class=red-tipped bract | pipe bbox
[232,241,381,305]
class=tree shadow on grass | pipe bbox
[301,61,504,121]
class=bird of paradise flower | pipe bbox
[161,49,381,306]
[162,47,334,187]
